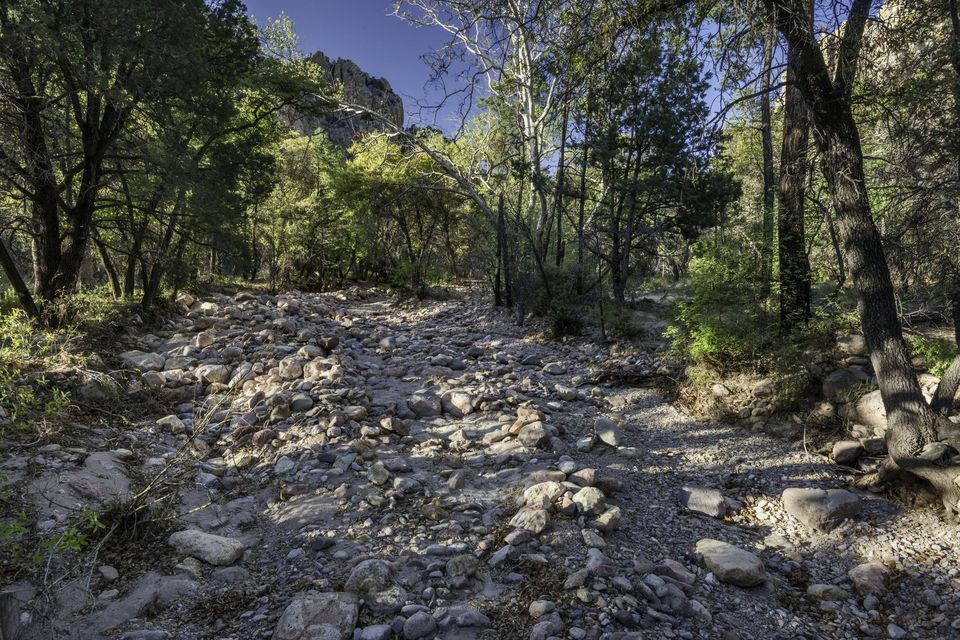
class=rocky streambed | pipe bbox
[2,289,959,640]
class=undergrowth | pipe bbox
[906,333,955,377]
[666,251,860,410]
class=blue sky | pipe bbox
[243,0,459,128]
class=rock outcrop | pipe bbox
[284,52,404,147]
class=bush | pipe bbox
[521,264,585,338]
[907,333,955,377]
[666,251,772,370]
[0,300,98,435]
[548,304,584,338]
[667,246,860,408]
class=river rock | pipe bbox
[695,538,765,587]
[595,417,622,447]
[168,530,245,566]
[855,390,887,431]
[781,488,861,532]
[121,351,165,372]
[848,562,888,596]
[408,393,442,417]
[822,367,871,403]
[510,506,549,534]
[572,487,605,516]
[403,611,437,639]
[274,592,359,640]
[344,559,405,614]
[677,486,726,518]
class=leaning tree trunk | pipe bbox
[92,232,122,300]
[0,235,41,321]
[766,0,960,513]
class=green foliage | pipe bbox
[0,476,32,575]
[604,306,646,339]
[668,243,858,407]
[528,265,585,338]
[40,508,105,554]
[667,249,772,370]
[907,334,956,377]
[0,477,26,545]
[548,306,585,339]
[0,308,78,434]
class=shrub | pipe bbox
[667,245,861,409]
[907,333,955,377]
[666,251,772,371]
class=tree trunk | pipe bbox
[778,12,812,331]
[554,104,569,268]
[576,104,592,295]
[822,196,847,289]
[932,286,960,413]
[0,235,42,322]
[497,193,514,308]
[609,186,624,303]
[495,194,504,307]
[0,591,20,640]
[765,0,960,512]
[93,232,122,300]
[142,190,185,310]
[760,23,776,293]
[948,0,960,222]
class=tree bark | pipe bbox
[576,102,592,295]
[496,193,513,308]
[932,286,960,413]
[760,22,776,292]
[948,0,960,212]
[554,104,569,268]
[778,7,812,331]
[142,189,185,310]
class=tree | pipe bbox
[584,36,732,302]
[762,0,960,512]
[0,0,209,303]
[777,1,812,330]
[759,21,776,292]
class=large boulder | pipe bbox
[441,391,474,417]
[279,357,304,381]
[408,393,442,418]
[831,440,865,465]
[274,592,359,640]
[523,481,565,507]
[695,539,765,587]
[822,367,871,403]
[837,334,869,356]
[595,417,623,447]
[509,506,550,534]
[518,422,549,449]
[781,488,861,532]
[195,364,232,385]
[855,390,887,431]
[572,487,605,516]
[848,562,889,596]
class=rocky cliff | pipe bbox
[285,51,404,148]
